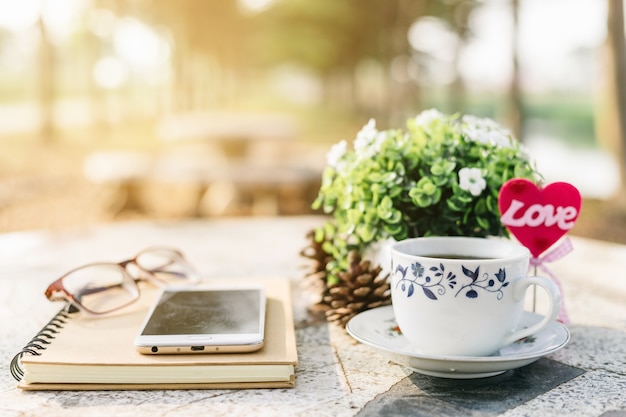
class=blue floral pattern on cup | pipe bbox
[394,261,510,301]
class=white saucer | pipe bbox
[346,305,570,379]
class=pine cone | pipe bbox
[301,231,391,327]
[300,230,331,282]
[322,251,391,327]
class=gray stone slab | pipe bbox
[600,411,626,417]
[357,358,585,417]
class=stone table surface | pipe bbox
[0,216,625,417]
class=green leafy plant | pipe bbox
[311,110,542,285]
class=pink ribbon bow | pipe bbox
[528,238,573,324]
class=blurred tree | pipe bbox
[98,0,502,128]
[258,0,427,124]
[508,0,522,140]
[37,16,55,143]
[602,0,626,205]
[382,0,428,125]
[256,0,488,125]
[141,0,257,110]
[444,0,472,114]
[425,1,481,120]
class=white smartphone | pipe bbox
[135,286,266,354]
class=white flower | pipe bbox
[326,140,347,169]
[461,115,513,148]
[354,119,386,159]
[415,108,445,126]
[458,167,486,196]
[354,119,377,152]
[518,142,533,162]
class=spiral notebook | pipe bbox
[10,278,297,390]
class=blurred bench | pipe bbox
[156,111,298,160]
[151,153,320,216]
[82,151,154,214]
[83,150,321,217]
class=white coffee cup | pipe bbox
[390,237,561,357]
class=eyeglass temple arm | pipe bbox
[136,260,188,279]
[149,267,187,278]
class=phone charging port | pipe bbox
[191,346,205,351]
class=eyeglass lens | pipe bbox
[59,248,198,314]
[134,249,198,285]
[61,264,139,314]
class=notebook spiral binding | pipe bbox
[10,304,76,381]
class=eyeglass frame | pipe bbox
[45,247,200,315]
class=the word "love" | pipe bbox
[500,199,578,231]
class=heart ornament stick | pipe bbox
[498,178,582,323]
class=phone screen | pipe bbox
[135,287,266,354]
[141,289,262,335]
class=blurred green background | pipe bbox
[0,0,624,242]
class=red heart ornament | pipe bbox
[498,179,582,257]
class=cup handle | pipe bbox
[502,276,562,346]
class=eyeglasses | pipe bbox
[45,247,200,315]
